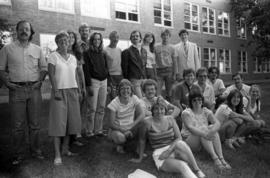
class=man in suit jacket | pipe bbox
[121,30,147,98]
[175,29,201,81]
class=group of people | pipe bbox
[0,20,266,178]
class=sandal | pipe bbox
[54,157,62,166]
[62,151,78,156]
[219,157,231,169]
[213,158,226,171]
[194,169,206,178]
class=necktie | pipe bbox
[184,42,188,56]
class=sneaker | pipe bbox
[12,156,24,165]
[195,170,206,178]
[73,140,84,146]
[237,137,246,144]
[85,132,95,138]
[54,157,62,166]
[31,150,45,160]
[225,139,235,150]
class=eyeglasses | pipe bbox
[198,75,207,78]
[192,98,202,102]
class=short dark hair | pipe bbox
[183,68,195,78]
[178,29,189,36]
[129,30,142,41]
[208,66,220,76]
[232,72,243,80]
[161,29,171,37]
[16,20,35,41]
[78,23,90,33]
[188,89,204,109]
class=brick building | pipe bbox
[0,0,269,82]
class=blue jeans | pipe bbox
[9,86,42,156]
[156,67,173,100]
[86,78,107,134]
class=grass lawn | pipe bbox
[0,83,270,178]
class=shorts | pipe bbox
[152,145,175,170]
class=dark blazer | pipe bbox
[121,46,147,80]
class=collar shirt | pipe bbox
[194,81,216,105]
[0,41,47,82]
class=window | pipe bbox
[154,0,173,27]
[254,58,270,73]
[197,46,201,62]
[115,0,139,22]
[38,0,74,14]
[0,0,11,5]
[238,51,248,73]
[203,48,217,68]
[184,2,199,31]
[81,0,110,19]
[103,38,131,50]
[202,7,216,34]
[40,33,57,59]
[217,11,230,36]
[236,17,247,39]
[218,49,231,73]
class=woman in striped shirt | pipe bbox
[130,97,205,178]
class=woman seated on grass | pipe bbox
[141,79,180,118]
[107,79,145,153]
[131,97,206,178]
[247,85,266,127]
[215,89,263,150]
[181,90,231,171]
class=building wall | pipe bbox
[0,0,269,82]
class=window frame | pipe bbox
[38,0,75,14]
[0,0,11,6]
[218,48,231,74]
[80,0,111,19]
[203,47,217,68]
[153,0,173,27]
[217,11,230,37]
[202,6,216,35]
[238,51,248,73]
[253,57,270,73]
[236,17,247,40]
[115,0,140,23]
[183,2,200,32]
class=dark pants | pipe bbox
[9,86,42,156]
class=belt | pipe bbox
[11,81,38,86]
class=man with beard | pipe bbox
[0,20,47,165]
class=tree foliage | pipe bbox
[231,0,270,59]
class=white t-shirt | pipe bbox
[143,45,156,68]
[215,104,232,125]
[104,46,122,75]
[209,79,225,96]
[48,52,78,89]
[107,95,141,129]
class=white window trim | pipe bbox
[38,0,75,14]
[217,11,230,37]
[239,51,248,73]
[184,2,200,33]
[0,0,11,6]
[253,57,262,73]
[236,17,247,40]
[203,47,217,68]
[202,6,216,35]
[218,48,231,74]
[154,0,173,27]
[80,0,111,19]
[115,0,140,23]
